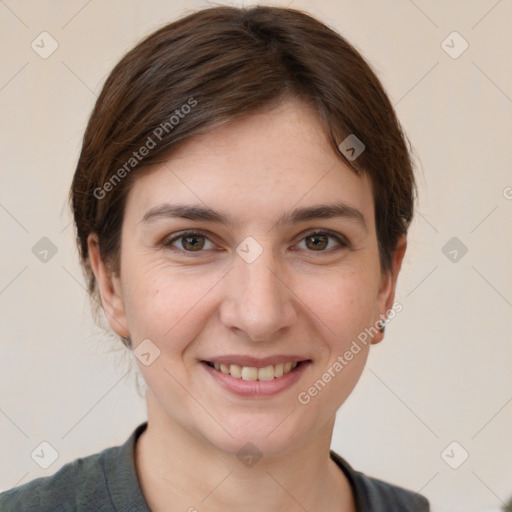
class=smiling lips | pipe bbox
[202,354,310,381]
[202,356,311,397]
[206,361,300,380]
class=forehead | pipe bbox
[124,97,375,232]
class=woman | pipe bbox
[0,5,429,511]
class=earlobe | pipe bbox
[371,235,407,345]
[87,233,130,338]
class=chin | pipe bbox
[200,410,314,460]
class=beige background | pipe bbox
[1,1,511,510]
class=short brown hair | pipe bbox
[69,5,416,346]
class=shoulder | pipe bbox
[0,444,118,512]
[351,472,430,511]
[330,450,430,511]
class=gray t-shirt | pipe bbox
[0,422,430,511]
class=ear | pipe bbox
[87,233,130,339]
[371,234,407,345]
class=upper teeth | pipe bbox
[213,362,298,380]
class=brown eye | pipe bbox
[296,230,348,253]
[164,231,214,253]
[305,233,329,251]
[181,234,205,251]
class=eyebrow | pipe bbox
[139,202,367,231]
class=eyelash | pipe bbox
[162,229,349,256]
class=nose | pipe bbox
[219,243,297,342]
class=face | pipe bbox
[89,97,405,457]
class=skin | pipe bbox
[88,96,406,512]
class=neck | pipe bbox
[134,392,356,512]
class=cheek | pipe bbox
[296,271,375,412]
[300,264,379,340]
[121,257,220,349]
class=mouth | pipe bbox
[200,358,312,398]
[202,360,310,381]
